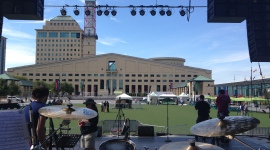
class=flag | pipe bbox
[253,69,257,73]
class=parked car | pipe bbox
[7,96,23,103]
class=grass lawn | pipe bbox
[46,104,270,135]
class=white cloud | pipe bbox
[110,17,120,23]
[3,28,35,39]
[10,19,49,24]
[97,37,127,46]
[204,51,249,65]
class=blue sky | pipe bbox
[2,0,270,84]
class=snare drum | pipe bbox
[99,139,136,150]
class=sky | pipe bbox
[2,0,270,84]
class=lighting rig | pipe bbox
[47,2,205,21]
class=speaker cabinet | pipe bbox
[207,0,248,23]
[138,126,154,136]
[1,0,44,20]
[247,1,270,62]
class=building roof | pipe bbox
[50,15,75,21]
[18,80,33,87]
[0,73,19,81]
[173,82,187,88]
[7,53,212,73]
[190,75,214,82]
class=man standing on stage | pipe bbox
[215,89,231,119]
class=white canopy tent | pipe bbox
[159,93,178,105]
[115,93,133,108]
[179,93,189,104]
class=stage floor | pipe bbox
[52,135,270,150]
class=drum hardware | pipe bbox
[99,139,136,150]
[159,140,224,150]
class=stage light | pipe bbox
[97,9,102,16]
[60,7,67,16]
[180,9,186,16]
[150,9,156,16]
[166,9,172,16]
[104,10,109,16]
[74,6,80,16]
[159,9,165,16]
[85,9,91,16]
[139,9,145,16]
[131,9,136,16]
[111,9,117,16]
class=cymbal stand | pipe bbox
[29,105,38,150]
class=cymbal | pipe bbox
[190,116,260,137]
[159,141,224,150]
[38,104,97,120]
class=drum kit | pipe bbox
[33,103,261,150]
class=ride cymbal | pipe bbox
[190,116,260,137]
[38,104,97,120]
[159,141,224,150]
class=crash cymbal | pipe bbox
[190,116,260,137]
[38,104,97,120]
[159,140,224,150]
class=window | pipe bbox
[138,80,142,82]
[144,74,148,77]
[42,73,47,76]
[181,80,185,82]
[55,73,60,76]
[100,74,104,77]
[181,75,185,77]
[169,74,173,77]
[119,74,123,77]
[157,80,160,82]
[62,73,66,76]
[144,80,148,82]
[194,75,198,77]
[125,80,129,82]
[94,79,98,82]
[60,32,69,38]
[175,80,179,82]
[175,74,179,77]
[150,80,154,82]
[71,33,80,38]
[150,74,154,77]
[49,73,53,76]
[68,74,73,76]
[169,80,173,82]
[75,79,79,82]
[75,74,79,76]
[156,74,161,77]
[163,74,167,77]
[68,79,73,82]
[132,80,136,82]
[163,80,167,82]
[138,74,142,77]
[88,74,92,76]
[49,32,58,38]
[36,73,40,76]
[125,74,129,77]
[188,75,191,77]
[38,32,47,38]
[81,74,85,76]
[132,74,136,77]
[94,74,98,77]
[88,79,92,82]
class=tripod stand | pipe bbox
[112,101,125,138]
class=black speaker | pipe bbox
[247,1,270,62]
[2,0,44,20]
[97,126,102,137]
[207,0,248,23]
[137,126,154,136]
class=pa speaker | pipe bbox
[138,126,154,136]
[97,126,102,137]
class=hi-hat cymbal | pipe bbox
[38,104,97,120]
[190,116,260,137]
[159,141,224,150]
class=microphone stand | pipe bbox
[29,105,38,150]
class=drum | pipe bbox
[99,139,136,150]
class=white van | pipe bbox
[7,96,23,103]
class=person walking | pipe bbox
[24,86,49,150]
[194,95,210,142]
[79,98,99,150]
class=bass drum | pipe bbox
[99,139,136,150]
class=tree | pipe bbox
[60,82,74,95]
[7,80,21,96]
[33,80,49,89]
[0,79,9,96]
[12,75,28,81]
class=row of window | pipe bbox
[28,78,186,83]
[37,57,77,61]
[49,22,76,26]
[38,32,80,38]
[37,39,80,43]
[37,44,81,47]
[22,73,196,78]
[37,49,80,52]
[37,53,80,56]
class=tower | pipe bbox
[83,0,97,57]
